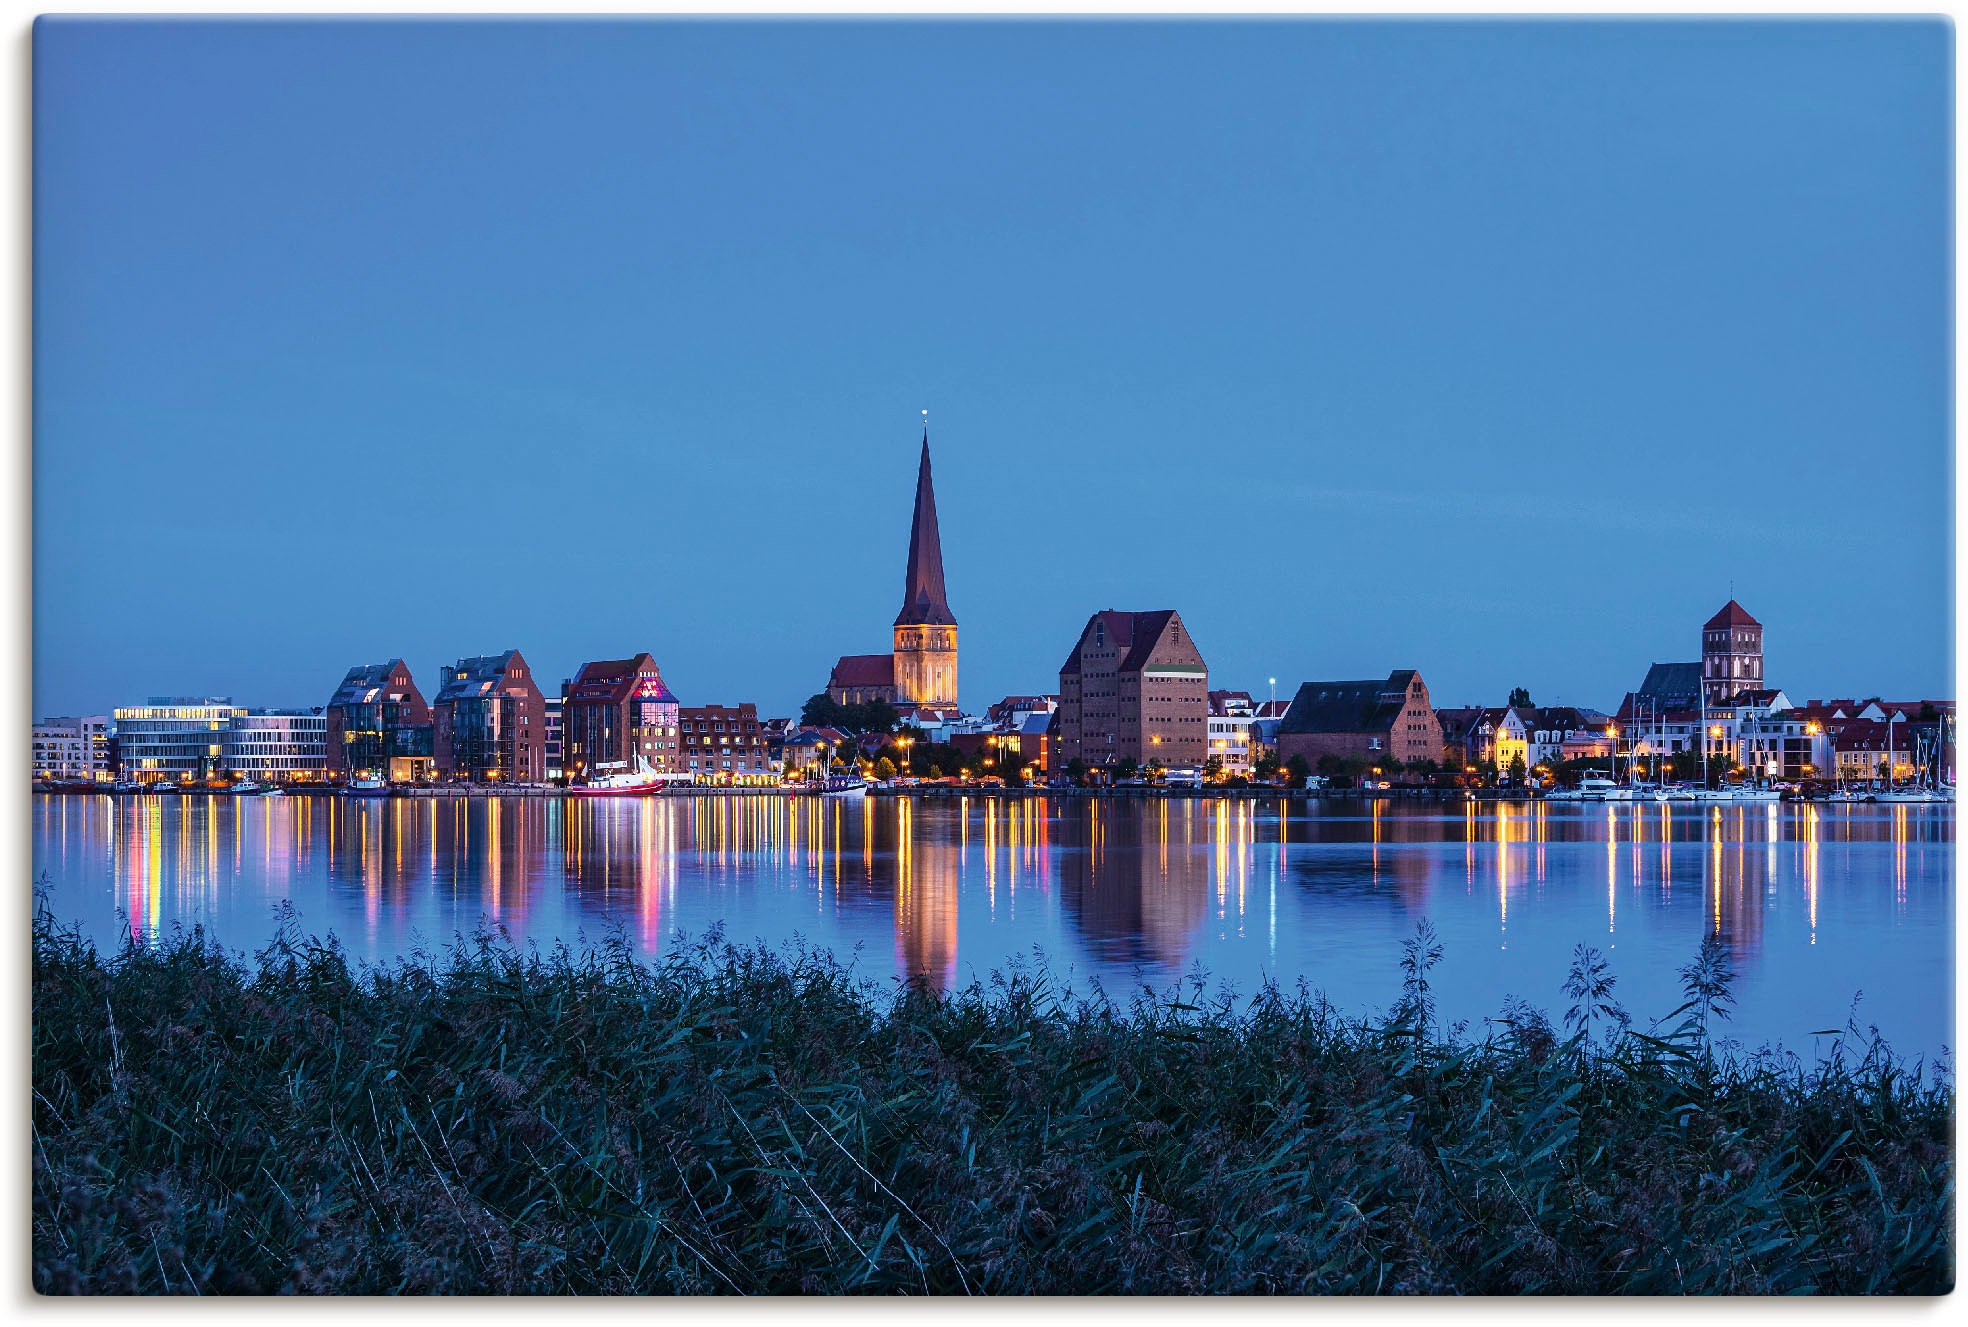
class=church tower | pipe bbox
[892,427,958,709]
[1701,599,1763,705]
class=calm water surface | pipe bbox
[32,793,1955,1061]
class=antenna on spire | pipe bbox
[921,408,929,443]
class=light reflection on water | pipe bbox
[31,793,1955,1062]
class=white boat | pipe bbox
[569,755,681,797]
[1547,774,1651,803]
[818,774,868,798]
[342,773,389,797]
[1868,787,1953,804]
[263,786,287,798]
[229,780,264,796]
[1656,785,1781,804]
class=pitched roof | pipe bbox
[1531,706,1600,731]
[1118,610,1179,671]
[566,654,676,707]
[1636,661,1703,705]
[1434,706,1484,739]
[1060,609,1189,675]
[1278,674,1414,736]
[1705,600,1761,630]
[828,654,896,689]
[434,650,527,703]
[894,431,956,627]
[328,659,421,709]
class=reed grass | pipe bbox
[32,907,1953,1295]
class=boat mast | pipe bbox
[1700,687,1709,789]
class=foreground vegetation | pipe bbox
[33,912,1953,1295]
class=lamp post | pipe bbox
[898,735,913,778]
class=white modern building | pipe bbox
[223,709,329,783]
[112,697,246,784]
[1206,714,1254,777]
[543,695,564,783]
[32,715,111,783]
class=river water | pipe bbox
[30,793,1955,1063]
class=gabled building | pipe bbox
[1434,707,1484,770]
[1463,706,1532,773]
[1275,671,1442,768]
[1057,609,1209,769]
[1527,707,1613,767]
[560,653,681,785]
[1702,600,1764,705]
[325,659,435,783]
[432,650,547,783]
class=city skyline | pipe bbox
[34,19,1951,717]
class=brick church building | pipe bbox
[825,426,960,721]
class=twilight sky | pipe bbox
[33,19,1952,718]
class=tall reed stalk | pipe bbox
[32,910,1953,1294]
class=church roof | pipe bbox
[828,653,895,689]
[1636,661,1703,706]
[894,430,956,627]
[1705,599,1761,630]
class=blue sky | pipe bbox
[33,19,1952,718]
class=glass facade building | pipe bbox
[432,650,546,783]
[111,698,246,784]
[325,659,436,783]
[223,710,330,783]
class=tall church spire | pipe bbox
[895,423,955,627]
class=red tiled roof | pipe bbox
[1704,600,1761,630]
[566,653,674,706]
[828,654,895,689]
